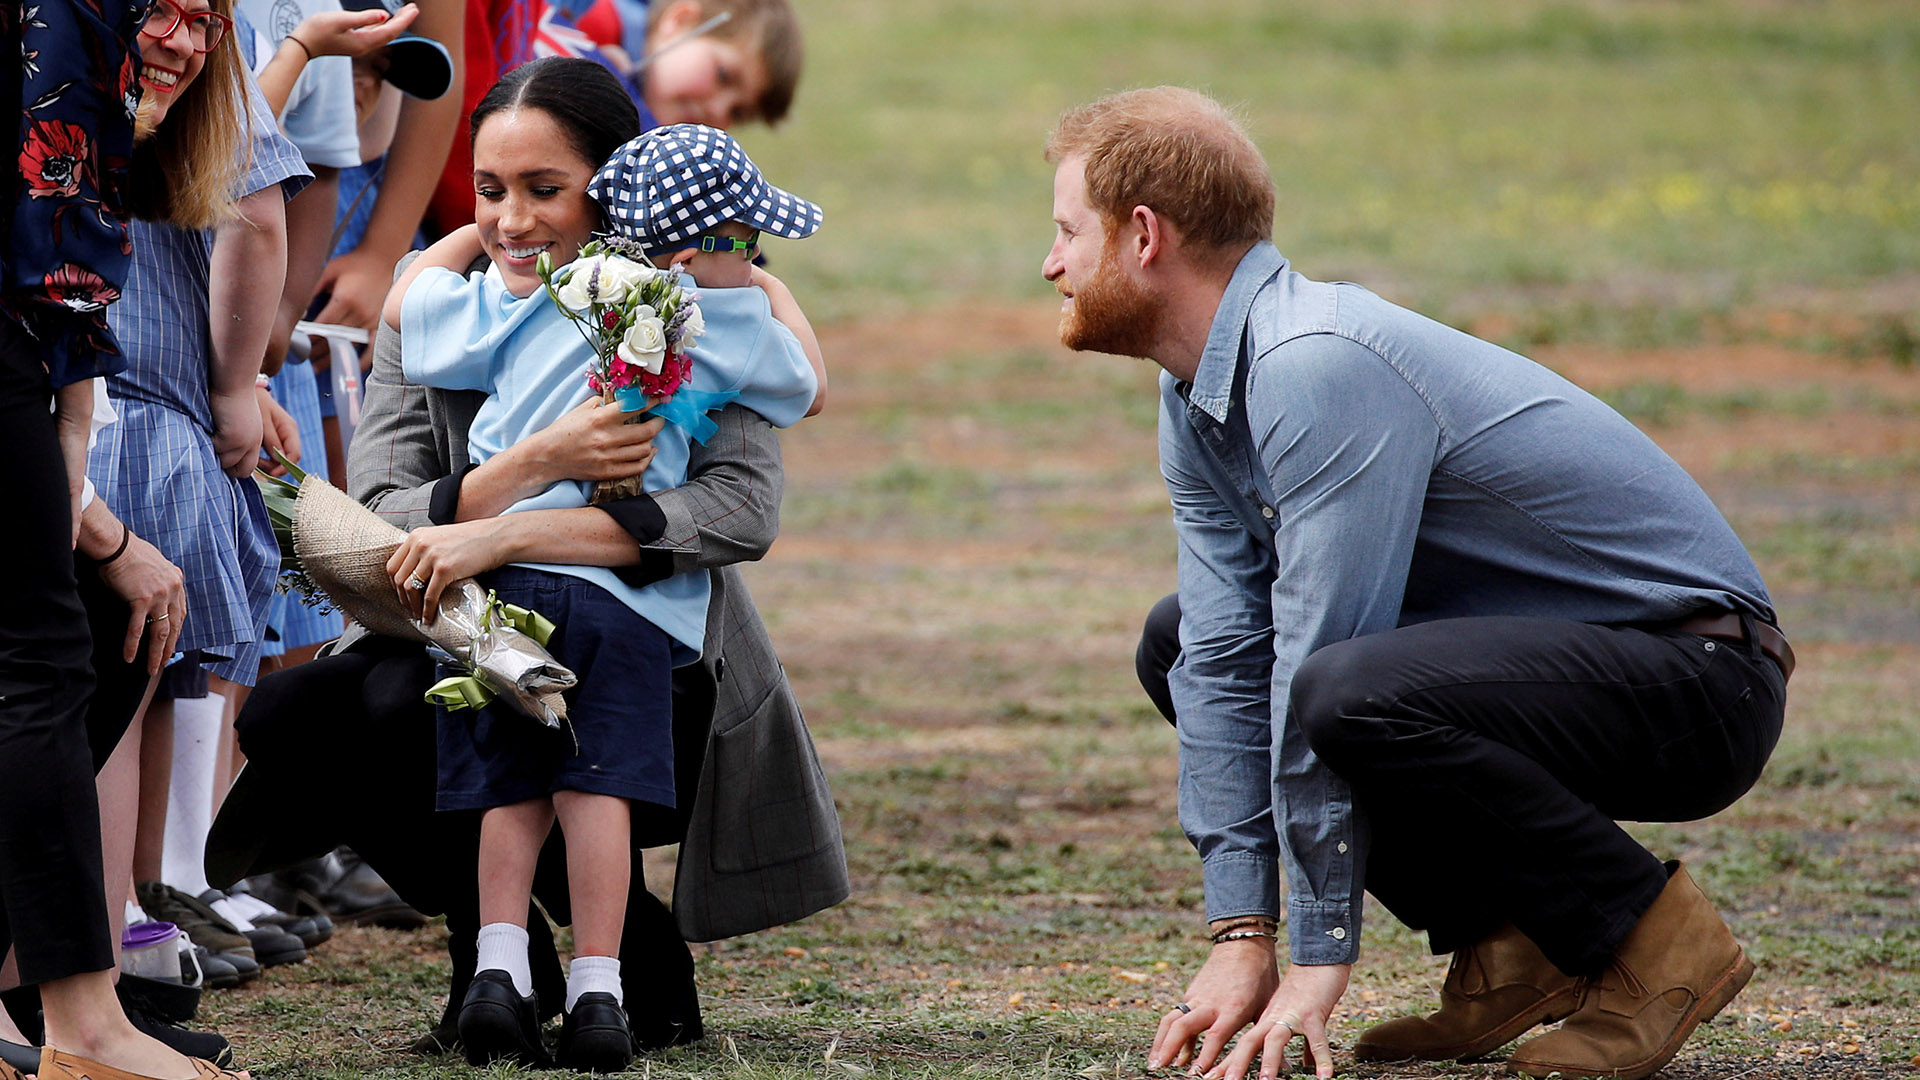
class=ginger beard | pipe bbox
[1057,234,1165,360]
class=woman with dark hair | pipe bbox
[216,55,846,1071]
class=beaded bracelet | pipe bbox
[1209,916,1278,936]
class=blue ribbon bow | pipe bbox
[612,385,741,445]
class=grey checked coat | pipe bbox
[339,254,848,941]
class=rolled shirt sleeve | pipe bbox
[1166,330,1442,966]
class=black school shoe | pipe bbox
[125,1005,235,1068]
[117,973,201,1025]
[457,970,551,1068]
[557,994,634,1074]
[0,1038,37,1076]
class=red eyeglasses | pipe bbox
[140,0,232,53]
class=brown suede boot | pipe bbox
[1507,864,1755,1080]
[1354,924,1581,1062]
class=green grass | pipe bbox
[744,0,1920,351]
[191,3,1920,1076]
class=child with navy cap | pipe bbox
[591,123,827,410]
[381,120,824,1071]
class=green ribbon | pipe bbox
[421,595,560,712]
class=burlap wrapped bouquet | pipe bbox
[259,464,576,727]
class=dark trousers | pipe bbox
[233,637,704,1040]
[1135,594,1785,974]
[0,325,112,984]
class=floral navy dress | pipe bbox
[2,0,142,384]
[88,75,311,685]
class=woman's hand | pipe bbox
[210,389,265,478]
[1150,939,1280,1075]
[386,519,515,624]
[256,383,302,474]
[1209,963,1350,1080]
[450,398,663,522]
[532,396,664,483]
[291,3,419,57]
[99,533,188,674]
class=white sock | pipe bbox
[230,892,280,921]
[161,694,224,897]
[566,955,622,1010]
[475,922,533,997]
[208,893,257,932]
[126,900,149,926]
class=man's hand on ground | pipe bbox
[1149,939,1279,1074]
[1210,962,1350,1080]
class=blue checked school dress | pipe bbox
[89,76,311,685]
[261,358,343,653]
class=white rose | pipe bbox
[553,255,605,310]
[593,256,652,305]
[679,303,705,345]
[617,316,669,374]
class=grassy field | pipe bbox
[203,1,1917,1076]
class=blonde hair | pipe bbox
[650,0,803,125]
[1046,87,1274,258]
[128,0,251,229]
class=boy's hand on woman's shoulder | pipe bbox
[747,265,790,296]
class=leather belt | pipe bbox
[1675,612,1795,683]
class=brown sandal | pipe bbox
[37,1049,243,1080]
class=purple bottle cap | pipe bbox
[122,921,182,950]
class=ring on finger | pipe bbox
[407,576,427,590]
[1175,1003,1192,1014]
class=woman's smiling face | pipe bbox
[471,107,603,298]
[136,0,215,129]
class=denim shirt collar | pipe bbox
[1187,242,1289,424]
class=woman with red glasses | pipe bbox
[0,0,271,1075]
[52,1,308,1078]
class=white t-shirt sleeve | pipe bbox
[240,0,360,168]
[77,378,118,511]
[277,54,360,168]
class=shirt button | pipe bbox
[1329,927,1346,940]
[1337,842,1348,854]
[1260,505,1275,520]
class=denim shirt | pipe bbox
[1161,242,1772,965]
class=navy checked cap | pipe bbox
[588,124,823,248]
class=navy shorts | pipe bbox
[435,566,676,812]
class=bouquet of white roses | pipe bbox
[536,237,707,503]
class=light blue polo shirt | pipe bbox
[401,265,816,658]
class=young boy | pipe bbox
[432,0,802,237]
[385,122,823,1071]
